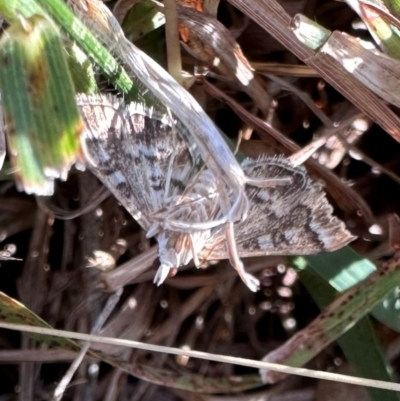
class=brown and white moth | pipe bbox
[78,94,355,291]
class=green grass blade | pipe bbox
[304,247,376,290]
[261,250,400,400]
[347,0,400,59]
[305,248,400,332]
[0,0,144,102]
[299,266,398,401]
[0,0,44,23]
[0,15,82,194]
[65,41,99,94]
[123,2,165,42]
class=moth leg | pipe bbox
[225,222,260,292]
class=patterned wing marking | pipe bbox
[78,94,199,231]
[200,156,355,260]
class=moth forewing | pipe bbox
[199,157,355,261]
[78,94,199,232]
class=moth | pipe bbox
[72,0,251,226]
[78,94,355,291]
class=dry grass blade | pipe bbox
[177,4,272,114]
[292,14,400,110]
[251,61,320,77]
[164,0,183,83]
[227,0,400,144]
[1,321,400,392]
